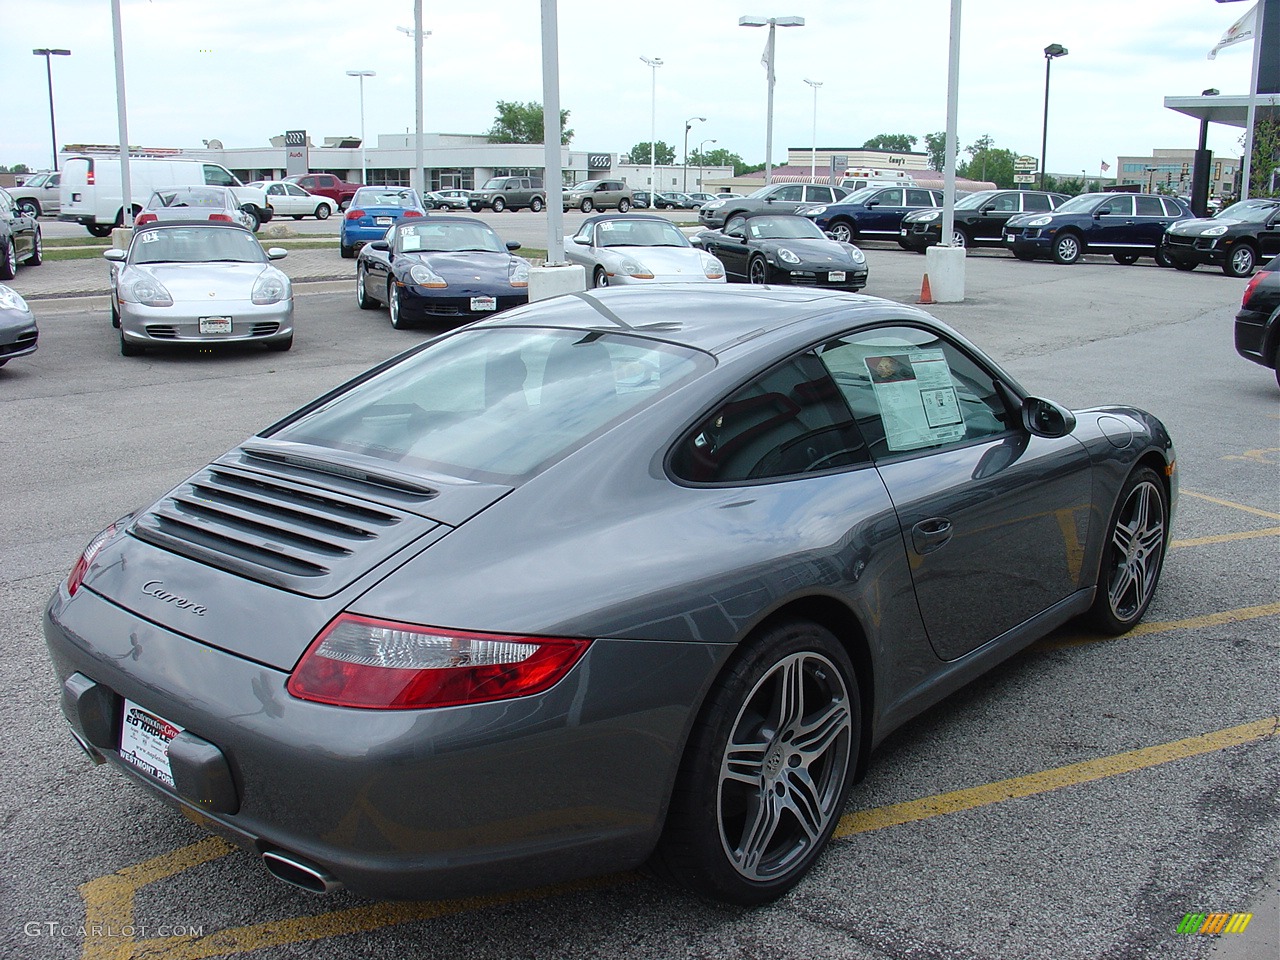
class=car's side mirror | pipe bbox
[1022,396,1076,438]
[506,241,521,251]
[1094,207,1110,218]
[369,240,390,251]
[866,200,879,208]
[103,249,126,262]
[980,204,995,214]
[267,248,288,260]
[572,236,590,245]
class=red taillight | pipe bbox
[67,518,130,597]
[134,213,158,225]
[1241,271,1269,308]
[345,209,364,220]
[208,213,234,222]
[287,614,591,710]
[403,209,424,218]
[86,163,95,185]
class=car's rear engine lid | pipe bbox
[128,441,510,599]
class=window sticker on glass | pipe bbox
[139,231,159,243]
[865,350,965,451]
[401,235,423,251]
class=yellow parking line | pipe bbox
[1171,527,1280,548]
[1181,490,1280,521]
[835,716,1277,838]
[1041,602,1280,650]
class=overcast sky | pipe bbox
[3,0,1261,175]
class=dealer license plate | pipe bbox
[376,216,393,225]
[1005,234,1015,242]
[199,316,232,334]
[470,296,497,312]
[120,700,183,787]
[828,271,846,282]
[900,228,908,236]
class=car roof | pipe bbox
[131,219,253,232]
[469,286,937,357]
[580,213,671,226]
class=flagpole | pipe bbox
[1240,6,1263,201]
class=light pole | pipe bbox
[683,116,705,191]
[1039,43,1067,190]
[396,12,431,196]
[32,48,71,172]
[345,69,376,184]
[804,78,822,182]
[698,138,717,192]
[739,15,805,185]
[640,57,663,200]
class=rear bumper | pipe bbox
[1234,307,1277,368]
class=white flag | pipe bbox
[1208,2,1256,59]
[761,33,772,71]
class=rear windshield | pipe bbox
[271,328,711,481]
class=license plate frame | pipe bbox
[119,699,183,787]
[375,216,393,226]
[199,316,232,334]
[828,271,846,283]
[470,296,498,312]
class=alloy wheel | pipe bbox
[1104,479,1166,623]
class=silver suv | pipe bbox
[468,177,545,213]
[10,172,61,217]
[563,179,633,213]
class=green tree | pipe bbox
[965,134,995,181]
[1242,115,1280,197]
[958,146,1018,188]
[486,101,573,145]
[862,133,918,152]
[688,147,745,172]
[627,141,676,165]
[923,132,947,172]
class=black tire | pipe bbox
[1112,252,1140,265]
[17,199,40,218]
[356,265,378,309]
[243,207,261,232]
[1051,232,1082,265]
[119,330,143,357]
[748,256,769,285]
[315,203,332,221]
[1224,243,1257,279]
[618,198,631,213]
[110,298,120,328]
[0,240,15,281]
[592,267,608,289]
[664,202,677,210]
[292,214,303,221]
[828,221,854,244]
[949,228,968,249]
[340,242,355,259]
[491,197,506,213]
[1171,259,1196,272]
[468,202,483,213]
[25,227,42,266]
[653,619,860,905]
[530,196,544,213]
[88,223,113,239]
[1153,245,1173,268]
[389,282,408,329]
[1012,250,1037,261]
[1087,466,1168,635]
[266,336,293,352]
[580,199,594,213]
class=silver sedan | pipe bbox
[564,214,726,288]
[105,221,293,357]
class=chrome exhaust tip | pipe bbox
[69,727,105,765]
[261,849,343,895]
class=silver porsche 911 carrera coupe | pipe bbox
[44,286,1175,906]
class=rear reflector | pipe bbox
[287,614,591,710]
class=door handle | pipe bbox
[911,517,953,555]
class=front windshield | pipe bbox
[353,188,419,209]
[954,191,999,210]
[745,216,826,240]
[397,221,505,253]
[569,181,595,191]
[1216,200,1279,223]
[129,226,266,264]
[481,177,505,189]
[1051,193,1107,214]
[271,327,710,482]
[593,219,689,248]
[25,174,49,188]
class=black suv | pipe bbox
[1162,199,1280,277]
[899,190,1068,252]
[699,183,848,230]
[1002,192,1192,265]
[1234,253,1280,387]
[800,186,946,245]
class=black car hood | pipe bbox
[400,250,515,286]
[1165,217,1243,236]
[758,237,861,266]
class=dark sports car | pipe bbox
[44,286,1176,906]
[355,217,529,327]
[0,283,38,366]
[695,213,868,288]
[1162,199,1280,277]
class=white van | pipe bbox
[59,157,271,236]
[838,169,918,192]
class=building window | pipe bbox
[366,168,410,187]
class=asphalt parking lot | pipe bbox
[1,229,1276,960]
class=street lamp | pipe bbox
[739,15,805,184]
[32,48,71,171]
[396,12,431,196]
[640,57,663,200]
[683,116,705,191]
[698,138,717,192]
[345,69,376,184]
[1039,43,1067,190]
[804,78,822,182]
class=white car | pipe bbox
[565,214,725,288]
[249,181,336,220]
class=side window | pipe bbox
[815,325,1010,457]
[267,184,284,196]
[1135,196,1164,216]
[202,165,236,187]
[1022,194,1051,212]
[875,189,903,205]
[906,189,934,207]
[1099,196,1134,216]
[804,186,833,202]
[773,185,804,202]
[991,194,1020,212]
[670,352,868,483]
[286,184,308,197]
[1161,198,1184,218]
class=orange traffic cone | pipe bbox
[917,273,934,304]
